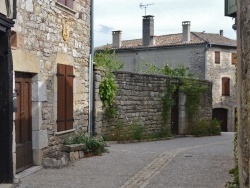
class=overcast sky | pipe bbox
[94,0,236,47]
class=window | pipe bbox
[57,0,74,9]
[57,64,74,132]
[222,77,230,96]
[232,53,237,65]
[215,51,220,64]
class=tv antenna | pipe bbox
[139,3,154,16]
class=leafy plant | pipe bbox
[63,132,108,156]
[94,48,123,118]
[151,125,171,139]
[188,119,221,136]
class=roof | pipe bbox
[96,32,237,50]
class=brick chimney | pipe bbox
[220,30,224,36]
[112,30,122,48]
[182,21,191,42]
[143,15,154,46]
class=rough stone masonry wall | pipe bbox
[237,1,250,187]
[12,0,90,165]
[95,70,212,136]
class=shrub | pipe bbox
[64,132,108,156]
[152,125,171,139]
[189,118,221,137]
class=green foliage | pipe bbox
[162,83,176,123]
[179,79,207,120]
[94,48,123,117]
[188,119,221,136]
[64,132,107,156]
[106,120,146,141]
[151,125,171,139]
[94,48,124,73]
[99,75,117,108]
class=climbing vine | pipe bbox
[94,48,123,117]
[143,63,207,131]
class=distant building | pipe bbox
[96,16,237,133]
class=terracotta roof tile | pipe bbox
[96,32,236,50]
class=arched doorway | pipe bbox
[212,108,228,132]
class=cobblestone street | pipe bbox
[16,133,234,188]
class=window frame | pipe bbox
[232,53,237,65]
[215,51,220,64]
[57,0,74,9]
[222,77,230,96]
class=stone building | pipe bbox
[0,0,16,184]
[237,0,250,187]
[11,0,91,177]
[96,16,237,133]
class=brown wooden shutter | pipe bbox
[222,77,230,96]
[215,51,220,64]
[58,0,66,5]
[232,53,237,65]
[57,64,66,132]
[65,65,74,130]
[57,64,74,132]
[66,0,74,9]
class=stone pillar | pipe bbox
[178,92,188,134]
[237,0,250,187]
[31,74,48,165]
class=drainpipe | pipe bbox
[88,0,94,137]
[204,43,211,80]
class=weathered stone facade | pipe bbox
[12,0,90,174]
[95,70,212,136]
[237,0,250,187]
[206,48,237,132]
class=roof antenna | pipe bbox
[139,3,154,16]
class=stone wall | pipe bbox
[237,1,250,187]
[12,0,90,172]
[94,70,212,136]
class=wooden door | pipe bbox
[212,108,228,132]
[15,73,33,173]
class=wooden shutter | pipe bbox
[232,53,237,65]
[215,51,220,64]
[57,64,74,132]
[58,0,66,5]
[65,65,74,130]
[57,64,66,132]
[66,0,74,9]
[222,77,230,96]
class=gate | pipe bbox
[15,73,33,173]
[212,108,228,132]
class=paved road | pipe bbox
[16,133,234,188]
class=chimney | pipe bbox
[220,30,224,36]
[143,15,154,46]
[112,30,122,48]
[182,21,191,42]
[150,36,155,46]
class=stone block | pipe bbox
[32,130,48,150]
[32,81,47,102]
[69,151,80,161]
[33,149,43,166]
[32,102,42,131]
[79,151,84,158]
[61,144,86,152]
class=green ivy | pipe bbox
[94,48,123,117]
